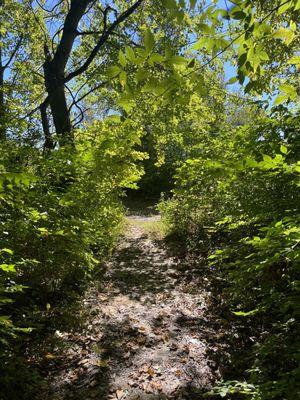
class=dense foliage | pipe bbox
[0,120,143,394]
[0,0,299,398]
[160,109,300,398]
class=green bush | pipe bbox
[0,119,144,347]
[160,111,300,399]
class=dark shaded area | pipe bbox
[123,195,160,217]
[104,236,179,298]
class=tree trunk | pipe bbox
[40,100,54,151]
[43,58,73,146]
[41,0,142,147]
[42,0,91,147]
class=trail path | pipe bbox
[44,209,223,400]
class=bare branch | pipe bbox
[64,0,143,84]
[3,35,23,69]
[36,0,65,14]
[76,30,102,36]
[68,81,108,112]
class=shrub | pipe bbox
[160,111,300,399]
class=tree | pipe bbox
[0,0,45,143]
[0,0,23,140]
[30,0,144,147]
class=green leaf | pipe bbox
[258,51,269,61]
[194,75,207,95]
[190,0,196,9]
[188,58,195,68]
[277,0,292,14]
[192,37,206,50]
[0,248,13,255]
[263,154,273,163]
[287,55,300,67]
[274,94,288,105]
[148,53,164,65]
[106,65,121,78]
[233,309,259,317]
[280,144,288,154]
[144,29,154,52]
[170,55,187,65]
[163,0,177,10]
[227,76,238,85]
[125,46,135,62]
[119,71,127,87]
[274,27,295,45]
[0,264,16,273]
[141,81,158,93]
[118,50,127,67]
[135,69,149,82]
[238,53,247,67]
[106,114,121,123]
[231,11,246,20]
[117,96,135,113]
[279,83,297,99]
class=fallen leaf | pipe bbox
[138,326,147,333]
[78,358,90,366]
[147,367,155,377]
[45,353,55,360]
[116,389,125,399]
[162,333,169,343]
[137,336,146,345]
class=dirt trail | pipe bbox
[44,211,222,400]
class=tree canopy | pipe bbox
[0,1,299,399]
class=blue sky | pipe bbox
[216,0,243,92]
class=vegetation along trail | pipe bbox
[1,1,299,399]
[41,206,225,400]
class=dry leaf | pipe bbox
[45,353,55,360]
[78,358,90,366]
[116,389,125,399]
[147,367,155,377]
[138,326,146,333]
[162,333,169,343]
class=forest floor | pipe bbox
[35,203,233,400]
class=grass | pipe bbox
[124,217,166,240]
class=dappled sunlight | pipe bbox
[42,214,221,400]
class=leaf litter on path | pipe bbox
[37,214,226,399]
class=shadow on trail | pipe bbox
[33,213,232,400]
[104,234,180,299]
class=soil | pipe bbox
[37,207,228,400]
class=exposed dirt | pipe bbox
[39,210,226,400]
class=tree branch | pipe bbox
[3,35,23,69]
[36,0,64,14]
[68,81,108,112]
[64,0,143,84]
[52,0,92,73]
